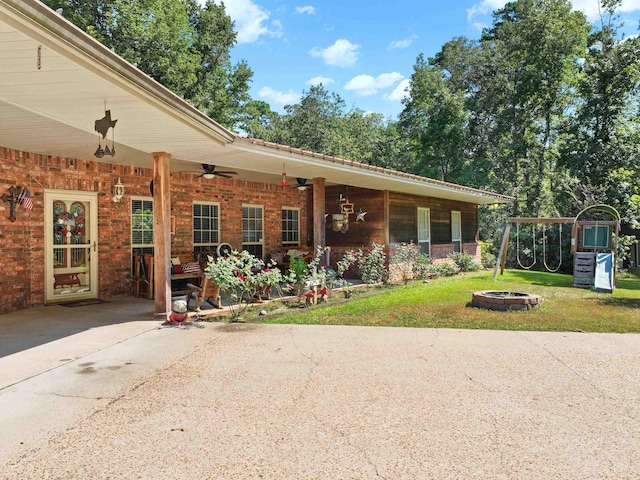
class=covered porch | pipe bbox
[0,0,512,319]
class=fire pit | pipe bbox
[471,291,542,311]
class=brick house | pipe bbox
[0,0,512,316]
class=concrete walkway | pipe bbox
[1,300,640,478]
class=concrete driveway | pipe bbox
[1,301,639,479]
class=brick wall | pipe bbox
[0,146,307,315]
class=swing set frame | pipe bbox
[492,205,621,281]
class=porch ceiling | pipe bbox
[0,0,234,171]
[0,0,513,206]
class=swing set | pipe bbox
[493,205,621,291]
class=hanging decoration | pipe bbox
[55,211,85,240]
[333,214,349,233]
[279,163,289,187]
[332,187,362,233]
[1,185,19,222]
[94,102,117,158]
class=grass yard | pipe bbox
[255,270,640,333]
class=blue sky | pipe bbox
[214,0,640,120]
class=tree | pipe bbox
[247,84,405,169]
[477,0,588,216]
[559,0,640,223]
[399,54,470,183]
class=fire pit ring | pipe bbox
[471,291,542,311]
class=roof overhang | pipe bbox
[0,0,234,170]
[226,138,513,205]
[0,0,513,206]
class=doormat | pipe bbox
[57,299,109,307]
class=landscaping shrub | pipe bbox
[412,254,433,280]
[481,247,496,269]
[448,252,482,272]
[432,261,460,277]
[390,242,421,284]
[355,242,387,284]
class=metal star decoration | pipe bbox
[356,209,367,222]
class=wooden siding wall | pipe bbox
[388,192,478,245]
[0,146,307,315]
[322,186,386,248]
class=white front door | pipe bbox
[45,191,99,302]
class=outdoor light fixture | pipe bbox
[295,178,311,191]
[279,163,289,187]
[112,177,125,203]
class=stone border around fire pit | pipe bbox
[471,291,542,311]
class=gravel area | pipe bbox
[3,323,640,479]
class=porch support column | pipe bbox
[152,152,172,318]
[312,177,326,250]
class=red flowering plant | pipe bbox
[204,249,266,320]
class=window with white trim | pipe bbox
[282,207,300,246]
[451,211,462,253]
[242,205,263,258]
[193,202,220,253]
[582,225,610,249]
[417,207,431,256]
[131,197,153,272]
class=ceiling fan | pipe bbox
[293,178,313,190]
[193,164,237,179]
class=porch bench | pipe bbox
[133,253,205,299]
[271,246,314,270]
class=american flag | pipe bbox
[18,187,34,211]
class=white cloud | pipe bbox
[306,76,335,86]
[344,72,404,96]
[309,39,360,67]
[258,86,300,105]
[296,6,316,14]
[572,0,640,20]
[388,35,418,49]
[213,0,282,44]
[384,79,411,103]
[466,0,507,21]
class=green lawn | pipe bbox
[256,270,640,333]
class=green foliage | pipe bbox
[354,242,388,285]
[412,254,433,280]
[390,242,421,284]
[480,244,497,269]
[335,249,358,289]
[614,234,637,269]
[259,270,640,334]
[431,261,461,277]
[448,252,482,272]
[399,54,470,183]
[205,250,283,320]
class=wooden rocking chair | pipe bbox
[186,274,222,311]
